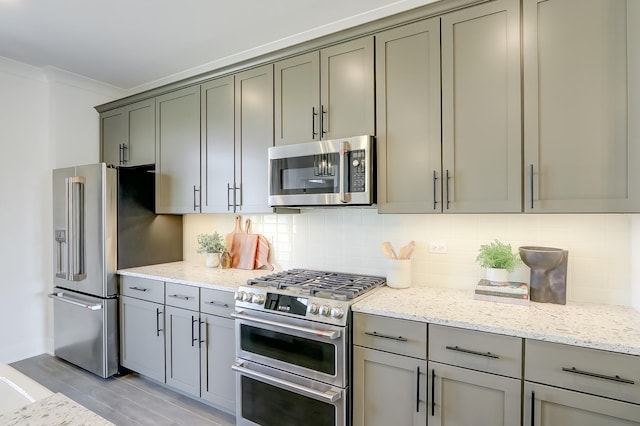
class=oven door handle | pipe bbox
[231,311,341,340]
[232,362,342,403]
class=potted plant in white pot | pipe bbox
[476,239,520,283]
[197,232,226,268]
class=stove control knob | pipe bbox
[307,303,320,315]
[242,292,253,302]
[234,291,245,301]
[251,294,265,305]
[330,307,345,319]
[319,305,331,317]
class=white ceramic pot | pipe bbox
[486,267,509,283]
[206,252,221,268]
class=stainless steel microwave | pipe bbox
[268,135,375,207]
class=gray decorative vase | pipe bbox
[519,246,568,305]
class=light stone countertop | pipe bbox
[117,261,269,291]
[0,393,114,426]
[117,262,640,356]
[353,286,640,356]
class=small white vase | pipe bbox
[486,267,509,283]
[205,252,221,268]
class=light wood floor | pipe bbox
[10,354,235,426]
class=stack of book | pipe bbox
[474,279,529,305]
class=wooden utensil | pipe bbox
[381,241,397,259]
[398,240,415,259]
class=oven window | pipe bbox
[241,376,335,426]
[240,324,336,375]
[271,154,340,196]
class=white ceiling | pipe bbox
[0,0,437,91]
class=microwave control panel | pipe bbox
[348,150,366,192]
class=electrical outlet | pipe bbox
[429,242,448,254]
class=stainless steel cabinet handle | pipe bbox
[529,164,534,209]
[416,366,421,413]
[232,311,341,340]
[121,144,128,165]
[445,169,451,210]
[530,390,535,426]
[432,170,439,210]
[227,183,233,211]
[128,286,149,292]
[339,140,351,203]
[445,345,499,359]
[364,331,408,342]
[320,105,327,139]
[118,144,124,165]
[232,362,342,403]
[204,300,229,308]
[561,367,635,384]
[156,308,163,337]
[312,107,318,139]
[431,369,436,416]
[199,318,205,345]
[167,294,191,300]
[48,293,102,310]
[234,184,241,210]
[193,185,200,211]
[191,316,198,347]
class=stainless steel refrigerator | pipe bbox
[49,163,182,378]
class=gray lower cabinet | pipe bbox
[155,86,201,214]
[199,313,235,413]
[428,362,521,425]
[353,346,427,426]
[165,305,201,397]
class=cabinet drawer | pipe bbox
[429,324,522,379]
[525,339,640,405]
[353,313,427,359]
[165,282,199,311]
[200,288,234,317]
[120,276,164,303]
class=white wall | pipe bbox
[185,211,636,307]
[0,57,125,363]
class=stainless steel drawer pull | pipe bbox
[365,331,408,342]
[204,300,229,308]
[561,367,635,385]
[445,345,499,359]
[128,286,149,292]
[168,294,191,300]
[48,293,102,310]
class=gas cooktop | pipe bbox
[246,269,386,301]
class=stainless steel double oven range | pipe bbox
[232,269,385,426]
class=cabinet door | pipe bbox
[119,296,165,383]
[353,346,427,426]
[165,306,200,397]
[101,108,125,167]
[429,361,521,426]
[200,313,235,413]
[441,0,521,213]
[235,64,274,214]
[321,36,375,140]
[274,51,320,145]
[523,0,640,212]
[155,86,201,214]
[525,382,640,426]
[376,19,441,213]
[125,98,155,166]
[201,76,235,213]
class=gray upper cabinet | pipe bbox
[377,0,520,214]
[101,99,155,167]
[274,36,374,146]
[523,0,640,212]
[201,76,235,213]
[441,0,521,213]
[155,86,201,214]
[234,64,274,214]
[376,19,441,213]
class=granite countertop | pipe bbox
[0,393,113,426]
[353,286,640,356]
[117,261,269,292]
[117,262,640,356]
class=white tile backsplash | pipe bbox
[184,211,639,307]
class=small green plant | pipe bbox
[197,232,226,254]
[476,239,520,272]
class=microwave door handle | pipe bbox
[232,362,342,403]
[339,140,351,203]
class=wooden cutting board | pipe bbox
[226,215,243,252]
[231,219,258,270]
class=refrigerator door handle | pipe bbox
[65,176,87,281]
[48,292,103,311]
